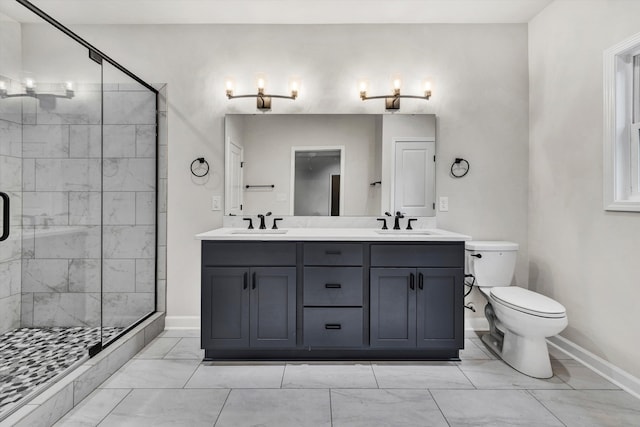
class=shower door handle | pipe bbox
[0,192,9,242]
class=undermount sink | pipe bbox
[375,230,433,236]
[231,229,288,235]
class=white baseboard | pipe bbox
[547,335,640,400]
[165,316,200,329]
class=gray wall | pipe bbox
[28,23,529,328]
[529,1,640,379]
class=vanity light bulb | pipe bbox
[424,80,432,99]
[66,81,73,91]
[393,79,401,90]
[225,80,234,97]
[290,81,298,92]
[257,78,265,90]
[25,78,34,89]
[0,81,6,90]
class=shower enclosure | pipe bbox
[0,0,158,419]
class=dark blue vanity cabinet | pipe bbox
[370,244,464,350]
[201,242,297,350]
[201,240,464,360]
[302,243,365,348]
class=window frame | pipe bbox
[603,33,640,211]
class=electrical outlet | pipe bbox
[439,196,449,212]
[211,195,221,211]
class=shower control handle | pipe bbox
[470,254,482,258]
[0,192,9,242]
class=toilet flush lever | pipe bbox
[471,254,482,258]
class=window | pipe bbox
[604,33,640,211]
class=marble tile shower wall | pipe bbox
[0,87,23,335]
[20,83,157,329]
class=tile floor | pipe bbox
[54,330,640,427]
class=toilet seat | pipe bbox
[489,287,566,319]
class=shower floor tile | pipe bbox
[0,326,123,417]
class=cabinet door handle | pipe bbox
[409,273,415,290]
[243,272,248,290]
[252,272,256,289]
[0,192,9,242]
[325,250,342,255]
[418,272,424,290]
[325,283,342,289]
[325,324,342,330]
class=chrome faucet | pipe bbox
[257,212,272,230]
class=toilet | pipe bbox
[465,241,568,379]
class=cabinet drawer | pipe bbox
[370,243,463,267]
[303,243,363,266]
[303,308,363,347]
[202,242,296,266]
[303,267,363,306]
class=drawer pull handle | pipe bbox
[325,283,342,289]
[252,272,256,289]
[410,273,415,290]
[325,324,342,330]
[325,250,342,255]
[418,272,424,290]
[243,272,248,290]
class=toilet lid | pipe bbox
[490,287,566,318]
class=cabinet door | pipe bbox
[202,267,250,348]
[250,267,297,348]
[370,268,416,348]
[416,268,464,348]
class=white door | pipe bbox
[225,140,244,215]
[393,140,435,216]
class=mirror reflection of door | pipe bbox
[393,139,436,216]
[292,148,343,216]
[226,139,244,215]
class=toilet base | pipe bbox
[500,330,553,379]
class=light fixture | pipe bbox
[359,78,432,110]
[0,79,75,102]
[225,77,298,111]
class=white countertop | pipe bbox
[196,227,471,242]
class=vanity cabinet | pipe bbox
[370,268,463,348]
[201,242,297,350]
[302,243,365,348]
[370,244,464,349]
[201,239,464,360]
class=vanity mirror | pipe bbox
[224,113,436,217]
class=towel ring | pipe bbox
[451,158,470,178]
[191,157,209,177]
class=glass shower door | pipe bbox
[19,21,104,348]
[101,62,157,345]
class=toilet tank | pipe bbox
[465,241,519,287]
